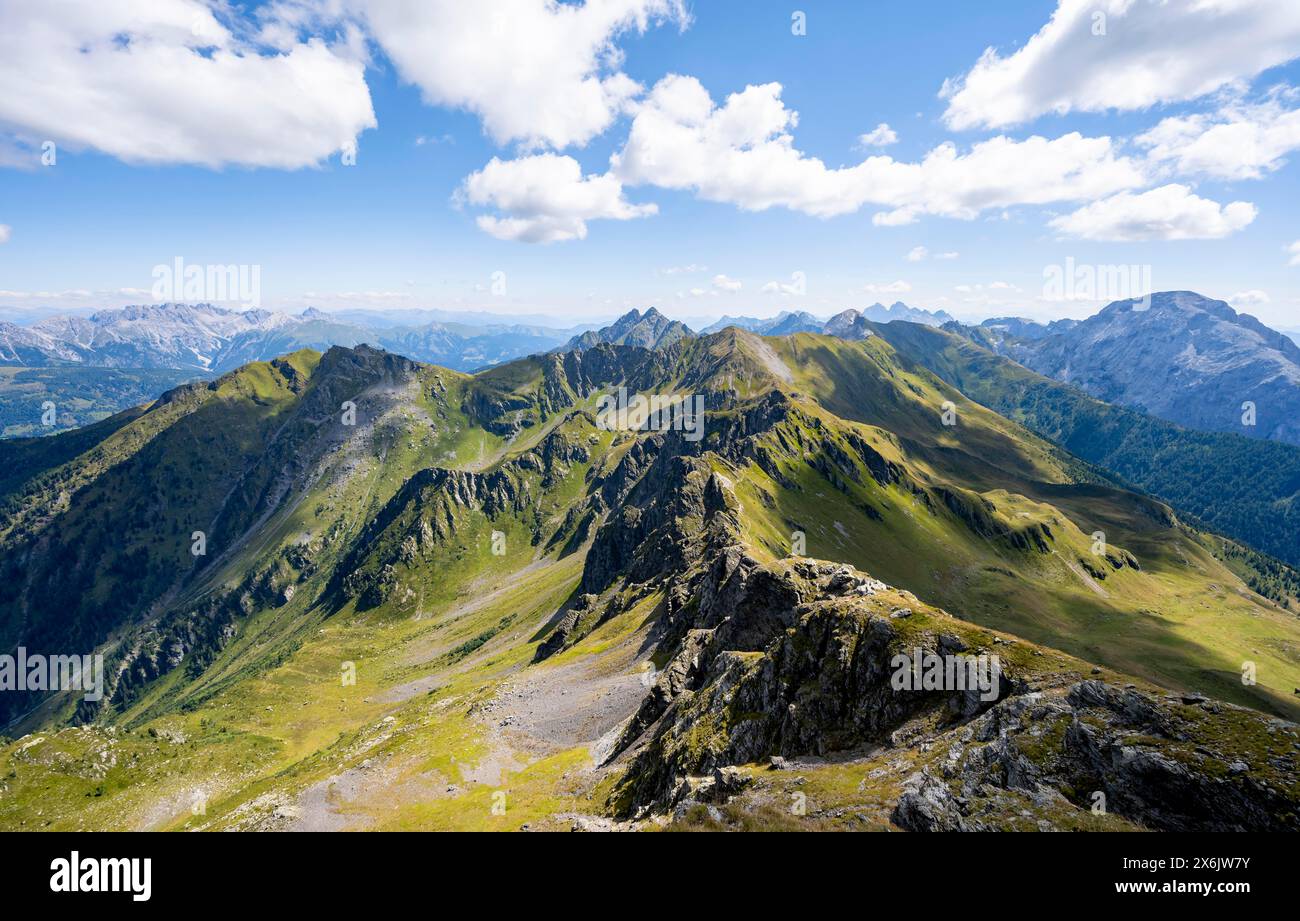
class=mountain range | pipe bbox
[0,303,579,374]
[8,291,1300,458]
[957,292,1300,446]
[2,323,1299,831]
[702,301,955,336]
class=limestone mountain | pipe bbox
[560,307,693,352]
[959,292,1300,446]
[701,311,824,335]
[0,302,572,374]
[861,301,955,325]
[2,330,1298,831]
[702,303,952,338]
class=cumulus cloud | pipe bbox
[859,123,898,147]
[1138,93,1300,180]
[761,279,802,295]
[612,76,1146,224]
[350,0,687,150]
[712,274,742,292]
[0,224,9,244]
[1048,184,1257,241]
[863,281,912,295]
[459,153,656,243]
[1289,240,1300,266]
[1229,289,1271,308]
[0,0,376,169]
[941,0,1300,130]
[907,246,959,262]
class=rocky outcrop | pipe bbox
[891,680,1300,832]
[609,556,1014,813]
[607,551,1300,830]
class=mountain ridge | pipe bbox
[3,331,1300,830]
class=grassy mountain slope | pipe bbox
[1,332,1297,831]
[873,321,1300,582]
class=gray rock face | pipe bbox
[894,680,1300,832]
[970,291,1300,446]
[561,308,693,352]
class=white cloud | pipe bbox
[613,76,1146,224]
[859,123,898,147]
[761,274,806,296]
[459,153,656,243]
[1048,184,1257,241]
[0,0,376,169]
[350,0,687,150]
[1139,93,1300,180]
[0,224,9,244]
[941,0,1300,131]
[863,281,912,295]
[906,245,959,261]
[712,274,742,292]
[1289,240,1300,266]
[1229,289,1271,308]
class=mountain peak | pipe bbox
[561,306,691,352]
[1104,290,1222,316]
[973,289,1300,445]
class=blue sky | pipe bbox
[1,0,1299,328]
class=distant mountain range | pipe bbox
[7,293,1300,455]
[702,301,954,336]
[953,292,1300,446]
[0,303,581,374]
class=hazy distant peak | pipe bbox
[959,290,1300,446]
[561,306,692,352]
